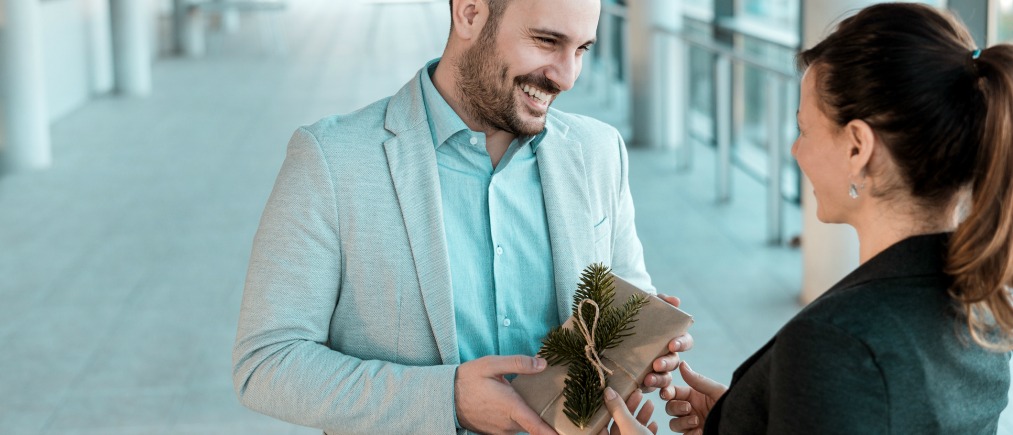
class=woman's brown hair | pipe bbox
[797,3,1013,350]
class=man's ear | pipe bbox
[844,119,875,178]
[450,0,487,41]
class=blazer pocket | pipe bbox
[593,216,612,261]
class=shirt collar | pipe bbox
[420,59,471,149]
[419,58,548,151]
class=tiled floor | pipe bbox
[0,1,1009,434]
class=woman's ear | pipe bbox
[450,0,487,41]
[844,119,876,178]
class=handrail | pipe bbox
[656,27,797,80]
[656,26,798,244]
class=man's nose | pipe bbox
[545,55,580,92]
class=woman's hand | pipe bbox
[600,387,657,435]
[660,362,726,434]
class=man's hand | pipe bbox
[600,387,657,435]
[642,294,695,392]
[662,362,726,434]
[455,355,557,435]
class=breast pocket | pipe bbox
[593,216,612,263]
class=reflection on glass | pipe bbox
[735,35,799,203]
[686,18,714,146]
[1001,0,1013,42]
[739,0,799,30]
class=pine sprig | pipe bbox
[573,264,616,326]
[597,294,650,351]
[536,263,649,429]
[561,359,604,429]
[539,326,585,366]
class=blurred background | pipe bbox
[1,0,1011,433]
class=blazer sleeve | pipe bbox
[232,127,458,434]
[609,132,655,294]
[767,319,889,435]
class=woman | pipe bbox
[605,3,1012,434]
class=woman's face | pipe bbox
[791,68,855,224]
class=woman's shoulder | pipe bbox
[794,274,954,337]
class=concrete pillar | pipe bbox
[86,0,114,94]
[797,0,879,304]
[221,0,241,34]
[0,0,53,171]
[627,0,683,149]
[110,0,152,96]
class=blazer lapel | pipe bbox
[383,74,459,365]
[537,117,595,324]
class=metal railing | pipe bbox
[588,2,798,245]
[657,29,798,245]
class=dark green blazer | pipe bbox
[705,233,1010,434]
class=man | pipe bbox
[233,0,692,433]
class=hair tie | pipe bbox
[972,49,982,60]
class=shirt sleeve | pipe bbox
[767,318,890,435]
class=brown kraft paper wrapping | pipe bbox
[511,274,694,435]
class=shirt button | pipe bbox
[470,136,478,145]
[503,318,511,327]
[495,246,504,255]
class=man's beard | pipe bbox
[456,34,559,136]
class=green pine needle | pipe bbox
[598,293,650,351]
[561,359,604,429]
[539,326,585,366]
[573,264,616,322]
[536,263,649,429]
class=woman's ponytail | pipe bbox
[948,45,1013,351]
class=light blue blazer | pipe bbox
[232,67,654,434]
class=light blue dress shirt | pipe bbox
[420,60,558,365]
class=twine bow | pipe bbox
[576,299,614,387]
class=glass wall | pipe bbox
[685,18,716,150]
[999,0,1013,42]
[738,0,800,29]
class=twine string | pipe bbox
[576,299,614,387]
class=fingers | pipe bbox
[642,371,673,390]
[665,400,692,417]
[635,395,654,426]
[481,355,548,376]
[626,389,643,415]
[679,362,727,399]
[669,415,701,433]
[670,385,695,401]
[652,353,681,373]
[659,386,676,400]
[657,293,681,308]
[602,387,639,429]
[668,333,695,353]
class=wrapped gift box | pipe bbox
[512,273,694,435]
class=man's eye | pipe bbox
[537,37,556,45]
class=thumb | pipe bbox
[679,362,726,399]
[483,355,548,376]
[602,387,638,428]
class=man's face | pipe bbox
[456,0,600,136]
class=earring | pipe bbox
[848,174,865,200]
